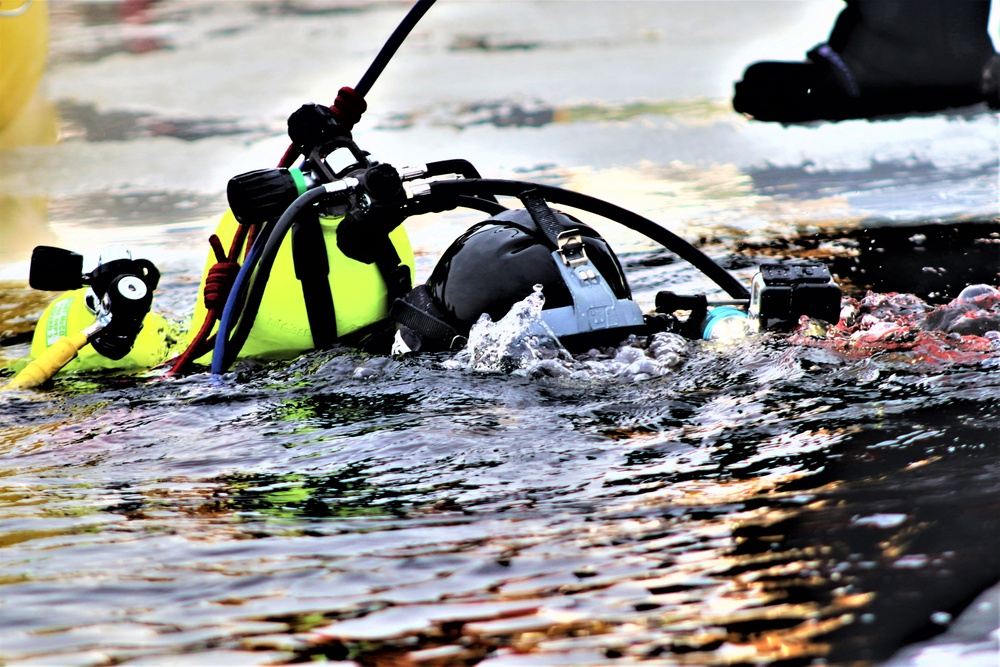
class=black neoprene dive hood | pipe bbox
[429,210,629,325]
[393,208,647,353]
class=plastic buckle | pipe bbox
[556,231,588,268]
[542,248,645,338]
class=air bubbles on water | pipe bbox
[956,284,1000,305]
[445,287,571,374]
[445,289,688,382]
[930,611,953,625]
[353,357,398,381]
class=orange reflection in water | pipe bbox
[292,455,857,665]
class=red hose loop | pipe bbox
[162,219,252,377]
[203,261,240,310]
[201,233,239,310]
[278,144,300,169]
[330,86,367,130]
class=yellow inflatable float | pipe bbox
[6,204,415,387]
[0,0,49,133]
[29,288,174,373]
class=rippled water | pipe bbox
[2,1,999,665]
[3,302,998,665]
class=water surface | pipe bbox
[1,2,998,665]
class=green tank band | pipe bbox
[289,168,308,196]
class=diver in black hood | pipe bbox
[23,0,997,388]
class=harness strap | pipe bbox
[292,212,337,349]
[372,236,413,304]
[519,190,568,249]
[390,284,461,349]
[391,298,458,342]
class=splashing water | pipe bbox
[797,284,1000,366]
[450,283,1000,386]
[444,287,572,374]
[446,287,690,382]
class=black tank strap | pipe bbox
[391,298,458,342]
[390,284,462,349]
[291,213,337,349]
[336,204,413,307]
[371,236,412,304]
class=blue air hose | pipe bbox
[211,183,354,376]
[210,224,270,377]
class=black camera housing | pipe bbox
[748,262,842,332]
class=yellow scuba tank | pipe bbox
[188,208,415,361]
[27,288,172,373]
[12,247,173,381]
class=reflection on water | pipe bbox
[1,316,998,664]
[377,97,734,131]
[0,196,53,267]
[55,99,280,143]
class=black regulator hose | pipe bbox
[422,159,486,180]
[356,0,436,97]
[425,179,751,300]
[420,160,499,204]
[278,0,437,168]
[451,195,508,216]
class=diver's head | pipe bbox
[393,208,646,353]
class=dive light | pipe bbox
[653,260,842,340]
[700,306,750,341]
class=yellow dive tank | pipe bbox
[15,247,174,380]
[28,288,173,373]
[0,0,49,132]
[189,207,415,361]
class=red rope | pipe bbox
[278,144,300,169]
[162,227,251,377]
[330,86,367,130]
[202,237,240,310]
